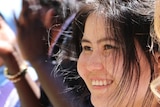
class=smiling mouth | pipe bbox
[91,80,112,86]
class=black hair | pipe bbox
[66,0,155,106]
[48,1,93,107]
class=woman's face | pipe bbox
[77,13,151,107]
[77,13,124,106]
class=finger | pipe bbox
[18,0,31,26]
[19,0,41,26]
[44,9,55,28]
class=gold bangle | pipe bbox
[4,67,27,83]
[10,77,22,83]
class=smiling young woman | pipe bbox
[57,0,160,107]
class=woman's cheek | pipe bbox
[77,53,88,79]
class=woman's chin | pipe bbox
[91,94,109,107]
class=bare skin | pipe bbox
[0,15,41,107]
[0,0,71,106]
[154,0,160,40]
[77,12,159,107]
[16,0,73,106]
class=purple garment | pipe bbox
[48,13,76,55]
[0,81,19,107]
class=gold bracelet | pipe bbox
[4,67,27,83]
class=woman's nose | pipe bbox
[87,51,104,71]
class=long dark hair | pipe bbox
[49,1,93,107]
[69,0,155,106]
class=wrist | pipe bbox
[4,66,28,83]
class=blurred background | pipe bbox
[0,0,38,106]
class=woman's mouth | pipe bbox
[91,79,113,86]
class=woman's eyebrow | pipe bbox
[81,38,90,43]
[81,37,118,43]
[97,37,110,43]
[97,37,116,43]
[97,37,120,44]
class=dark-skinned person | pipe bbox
[0,0,91,107]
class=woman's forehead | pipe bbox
[84,13,120,39]
[84,13,106,38]
[86,12,105,25]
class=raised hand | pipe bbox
[0,16,24,70]
[16,0,50,62]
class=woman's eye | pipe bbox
[104,44,117,50]
[82,46,92,51]
[103,44,119,56]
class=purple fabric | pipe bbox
[48,13,76,55]
[0,81,15,106]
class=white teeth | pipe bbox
[92,80,112,86]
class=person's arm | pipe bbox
[0,16,42,107]
[16,0,74,106]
